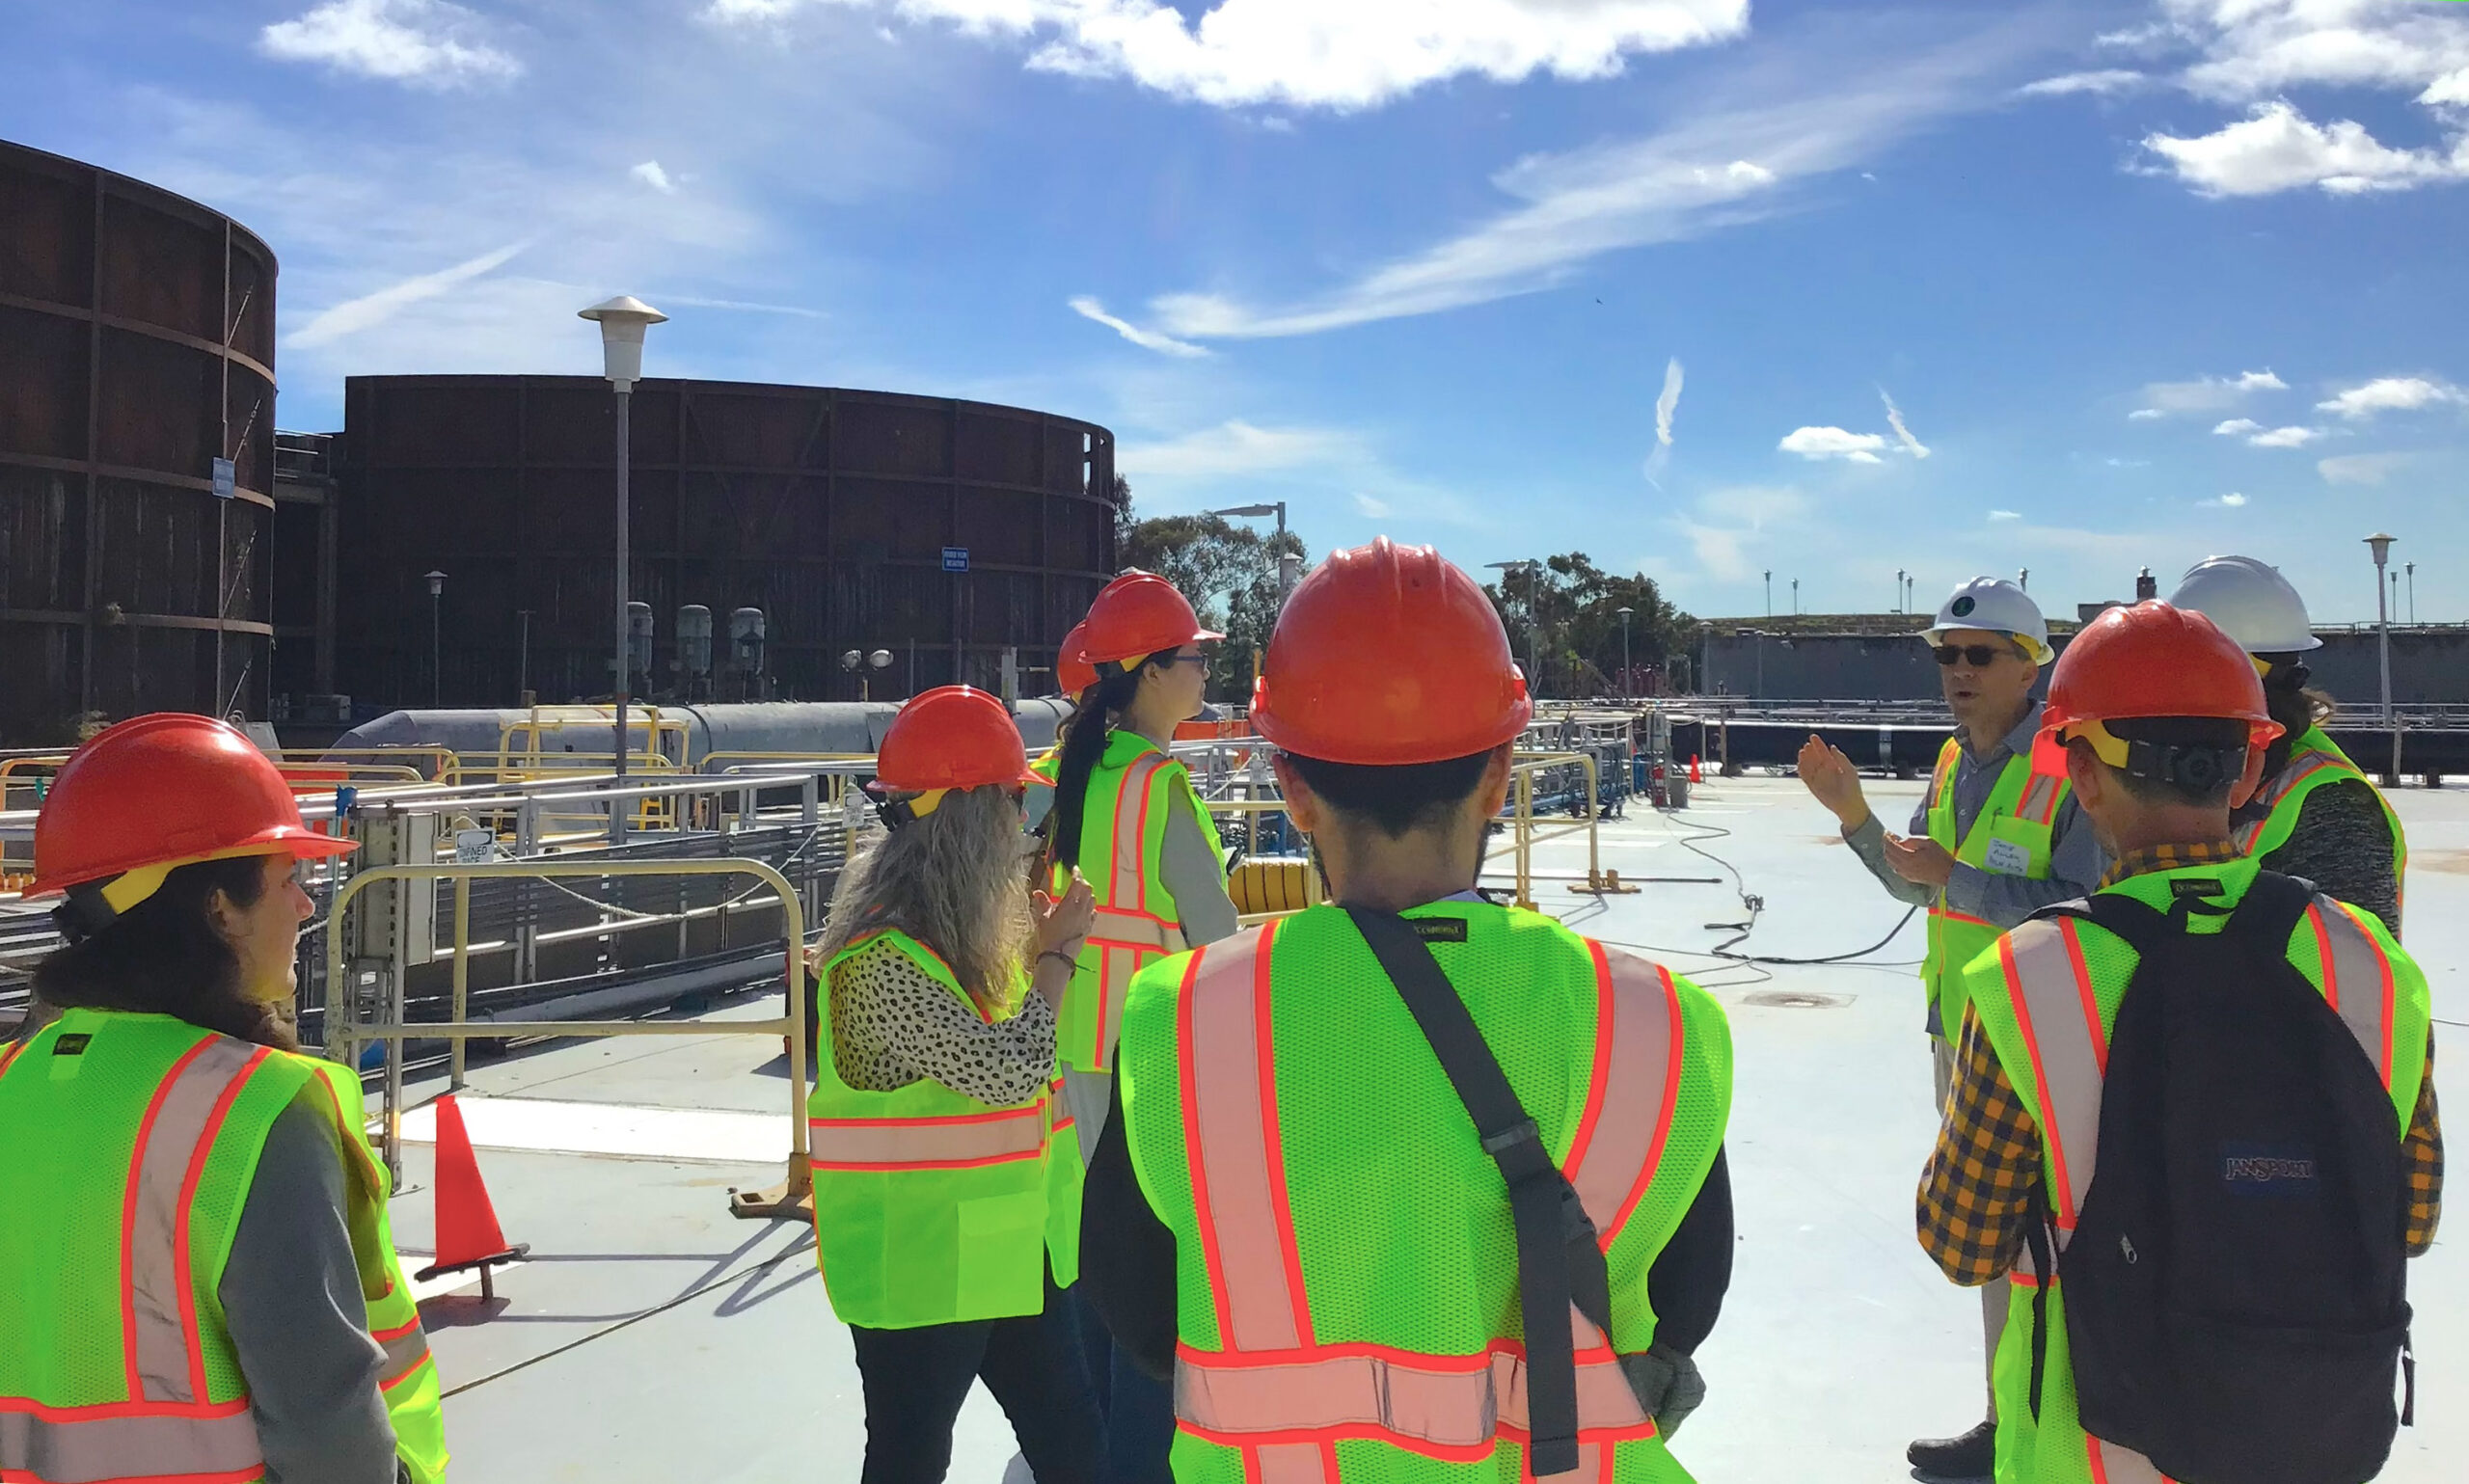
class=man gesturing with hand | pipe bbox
[1796,578,2104,1483]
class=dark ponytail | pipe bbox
[1044,648,1177,872]
[2257,654,2337,782]
[33,854,295,1050]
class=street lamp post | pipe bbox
[2367,533,2398,780]
[515,609,532,704]
[1895,570,1906,614]
[424,571,446,708]
[842,648,894,702]
[579,296,667,844]
[2406,562,2416,625]
[1792,578,1800,616]
[1763,571,1772,618]
[1615,606,1634,699]
[1487,559,1542,700]
[1207,502,1297,601]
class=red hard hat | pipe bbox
[874,687,1040,794]
[1056,623,1098,697]
[1251,536,1533,766]
[28,714,356,902]
[1078,572,1222,668]
[2041,601,2282,749]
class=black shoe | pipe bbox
[1907,1420,1995,1480]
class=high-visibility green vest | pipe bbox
[2237,726,2408,926]
[1118,901,1733,1483]
[0,1007,448,1484]
[1057,730,1223,1074]
[1960,857,2429,1484]
[1922,738,2069,1039]
[809,930,1079,1330]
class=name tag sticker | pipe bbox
[1982,837,2033,877]
[1411,918,1471,944]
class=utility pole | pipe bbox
[580,296,666,846]
[2367,533,2398,780]
[1894,570,1906,614]
[2406,562,2416,625]
[1616,607,1634,699]
[424,572,447,707]
[1791,578,1800,615]
[1764,570,1772,618]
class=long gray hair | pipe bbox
[816,785,1033,1013]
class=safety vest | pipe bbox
[1117,902,1733,1483]
[808,930,1080,1330]
[1961,858,2429,1484]
[1057,730,1223,1074]
[2235,726,2408,924]
[1922,737,2069,1039]
[0,1007,448,1484]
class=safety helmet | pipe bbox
[872,687,1040,802]
[1076,572,1223,669]
[1925,578,2053,665]
[1251,536,1533,766]
[2168,554,2322,655]
[28,713,357,917]
[2041,602,2281,766]
[1055,623,1098,698]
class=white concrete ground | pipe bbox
[403,774,2468,1482]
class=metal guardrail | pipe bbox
[324,858,813,1222]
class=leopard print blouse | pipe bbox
[827,935,1057,1106]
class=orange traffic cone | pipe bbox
[415,1093,528,1300]
[1689,754,1703,785]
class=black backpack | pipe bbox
[2025,870,2413,1484]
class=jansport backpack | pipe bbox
[2028,871,2412,1484]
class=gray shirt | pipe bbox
[220,1097,400,1484]
[1842,706,2105,1028]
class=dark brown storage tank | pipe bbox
[334,375,1118,707]
[0,140,278,745]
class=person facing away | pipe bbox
[0,714,448,1484]
[803,685,1104,1484]
[1083,536,1735,1482]
[1796,576,2104,1480]
[1917,601,2442,1484]
[2170,553,2405,935]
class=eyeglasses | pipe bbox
[1159,653,1209,670]
[1933,643,2013,668]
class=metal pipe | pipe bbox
[449,876,471,1090]
[612,386,632,844]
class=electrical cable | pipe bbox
[1636,798,1924,967]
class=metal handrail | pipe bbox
[323,857,811,1221]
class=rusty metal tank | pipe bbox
[0,140,278,745]
[335,375,1118,708]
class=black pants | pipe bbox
[849,1268,1103,1484]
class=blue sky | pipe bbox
[9,0,2468,624]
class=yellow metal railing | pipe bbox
[323,857,812,1221]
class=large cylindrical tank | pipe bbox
[334,376,1119,711]
[0,142,279,745]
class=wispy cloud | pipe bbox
[2316,376,2466,419]
[2018,68,2145,97]
[657,294,828,319]
[710,0,1752,111]
[259,0,520,86]
[2248,425,2320,448]
[2201,492,2250,508]
[2128,368,2286,418]
[1675,485,1806,580]
[1070,296,1209,359]
[1880,388,1931,458]
[1990,509,2022,521]
[632,160,678,194]
[2319,452,2411,486]
[1118,419,1354,481]
[1778,426,1886,464]
[1645,357,1685,486]
[1353,493,1392,518]
[285,240,528,348]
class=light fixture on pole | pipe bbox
[424,571,447,708]
[1792,578,1800,616]
[2406,561,2416,625]
[841,647,894,702]
[1207,502,1297,601]
[1486,559,1543,701]
[1615,606,1634,699]
[1895,569,1906,614]
[2366,532,2398,779]
[579,294,666,843]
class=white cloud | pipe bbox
[285,241,528,349]
[1778,426,1886,464]
[1117,419,1353,481]
[1674,485,1806,580]
[1353,493,1392,518]
[2161,0,2469,104]
[1990,509,2022,521]
[259,0,520,84]
[1880,389,1931,458]
[2143,100,2469,196]
[2318,451,2410,485]
[2130,368,2287,417]
[2213,418,2263,436]
[1069,296,1210,358]
[711,0,1752,111]
[2247,424,2320,448]
[1654,358,1685,449]
[2315,375,2467,419]
[2019,68,2146,97]
[631,160,678,194]
[2201,492,2251,508]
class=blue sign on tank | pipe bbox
[942,547,969,573]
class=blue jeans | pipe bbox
[1072,1286,1176,1484]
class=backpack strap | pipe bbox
[1346,907,1610,1478]
[2222,870,2317,955]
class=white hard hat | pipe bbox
[2168,554,2321,654]
[1925,577,2053,664]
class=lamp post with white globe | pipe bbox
[579,295,666,841]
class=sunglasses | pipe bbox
[1158,653,1209,670]
[1933,643,2015,668]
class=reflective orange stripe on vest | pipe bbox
[2233,752,2346,854]
[1,1038,273,1484]
[1171,925,1673,1476]
[2306,899,2400,1088]
[1084,755,1185,1069]
[2016,770,2064,826]
[374,1317,433,1395]
[808,1099,1049,1172]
